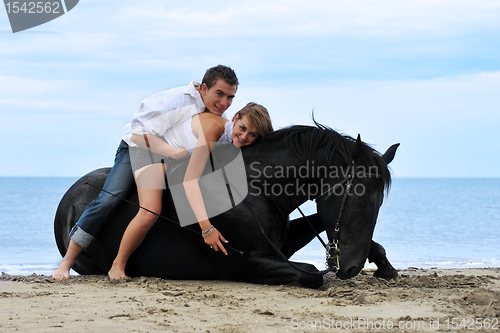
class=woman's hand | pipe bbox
[201,223,228,255]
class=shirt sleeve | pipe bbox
[130,94,199,137]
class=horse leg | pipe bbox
[283,213,398,280]
[368,241,398,280]
[243,252,324,289]
[281,213,325,258]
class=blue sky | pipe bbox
[1,0,499,177]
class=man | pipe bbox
[52,65,238,280]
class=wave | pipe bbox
[290,254,500,272]
[0,264,71,277]
[2,258,500,277]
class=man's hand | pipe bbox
[170,147,189,160]
[131,133,190,160]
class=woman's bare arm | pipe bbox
[183,116,227,254]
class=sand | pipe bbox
[1,268,499,332]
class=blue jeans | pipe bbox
[69,141,135,249]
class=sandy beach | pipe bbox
[1,268,499,332]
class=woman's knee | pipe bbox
[136,209,160,228]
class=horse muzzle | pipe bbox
[335,264,363,280]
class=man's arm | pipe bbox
[130,133,189,160]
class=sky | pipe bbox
[1,0,499,177]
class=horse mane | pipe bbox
[265,122,392,191]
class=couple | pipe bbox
[53,65,274,280]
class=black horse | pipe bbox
[54,124,399,288]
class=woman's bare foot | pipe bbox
[52,258,72,280]
[108,263,127,280]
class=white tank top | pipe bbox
[218,119,234,144]
[163,117,233,154]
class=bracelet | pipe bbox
[202,225,215,238]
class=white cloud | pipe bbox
[29,0,498,45]
[3,0,499,83]
[228,70,500,177]
[234,70,500,126]
[93,0,500,38]
[1,1,499,176]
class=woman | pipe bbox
[108,102,273,280]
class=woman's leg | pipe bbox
[108,163,166,280]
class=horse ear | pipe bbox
[381,143,400,165]
[351,134,369,164]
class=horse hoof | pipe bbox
[301,275,324,289]
[373,267,398,280]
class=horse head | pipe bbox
[314,132,399,280]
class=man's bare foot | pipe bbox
[52,258,72,280]
[52,240,83,280]
[108,263,127,280]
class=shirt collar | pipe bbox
[185,81,205,112]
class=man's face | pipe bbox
[200,80,237,116]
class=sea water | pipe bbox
[0,177,499,276]
[291,178,500,270]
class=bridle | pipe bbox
[311,172,354,273]
[294,167,382,274]
[292,171,355,274]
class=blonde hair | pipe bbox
[233,102,274,140]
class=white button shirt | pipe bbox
[122,81,205,147]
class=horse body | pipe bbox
[55,125,398,288]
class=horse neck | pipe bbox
[244,145,352,215]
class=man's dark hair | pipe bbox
[202,65,239,89]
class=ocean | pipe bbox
[0,177,499,276]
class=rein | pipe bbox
[83,181,245,256]
[84,160,370,277]
[208,151,350,277]
[281,168,381,274]
[240,172,354,276]
[207,147,358,276]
